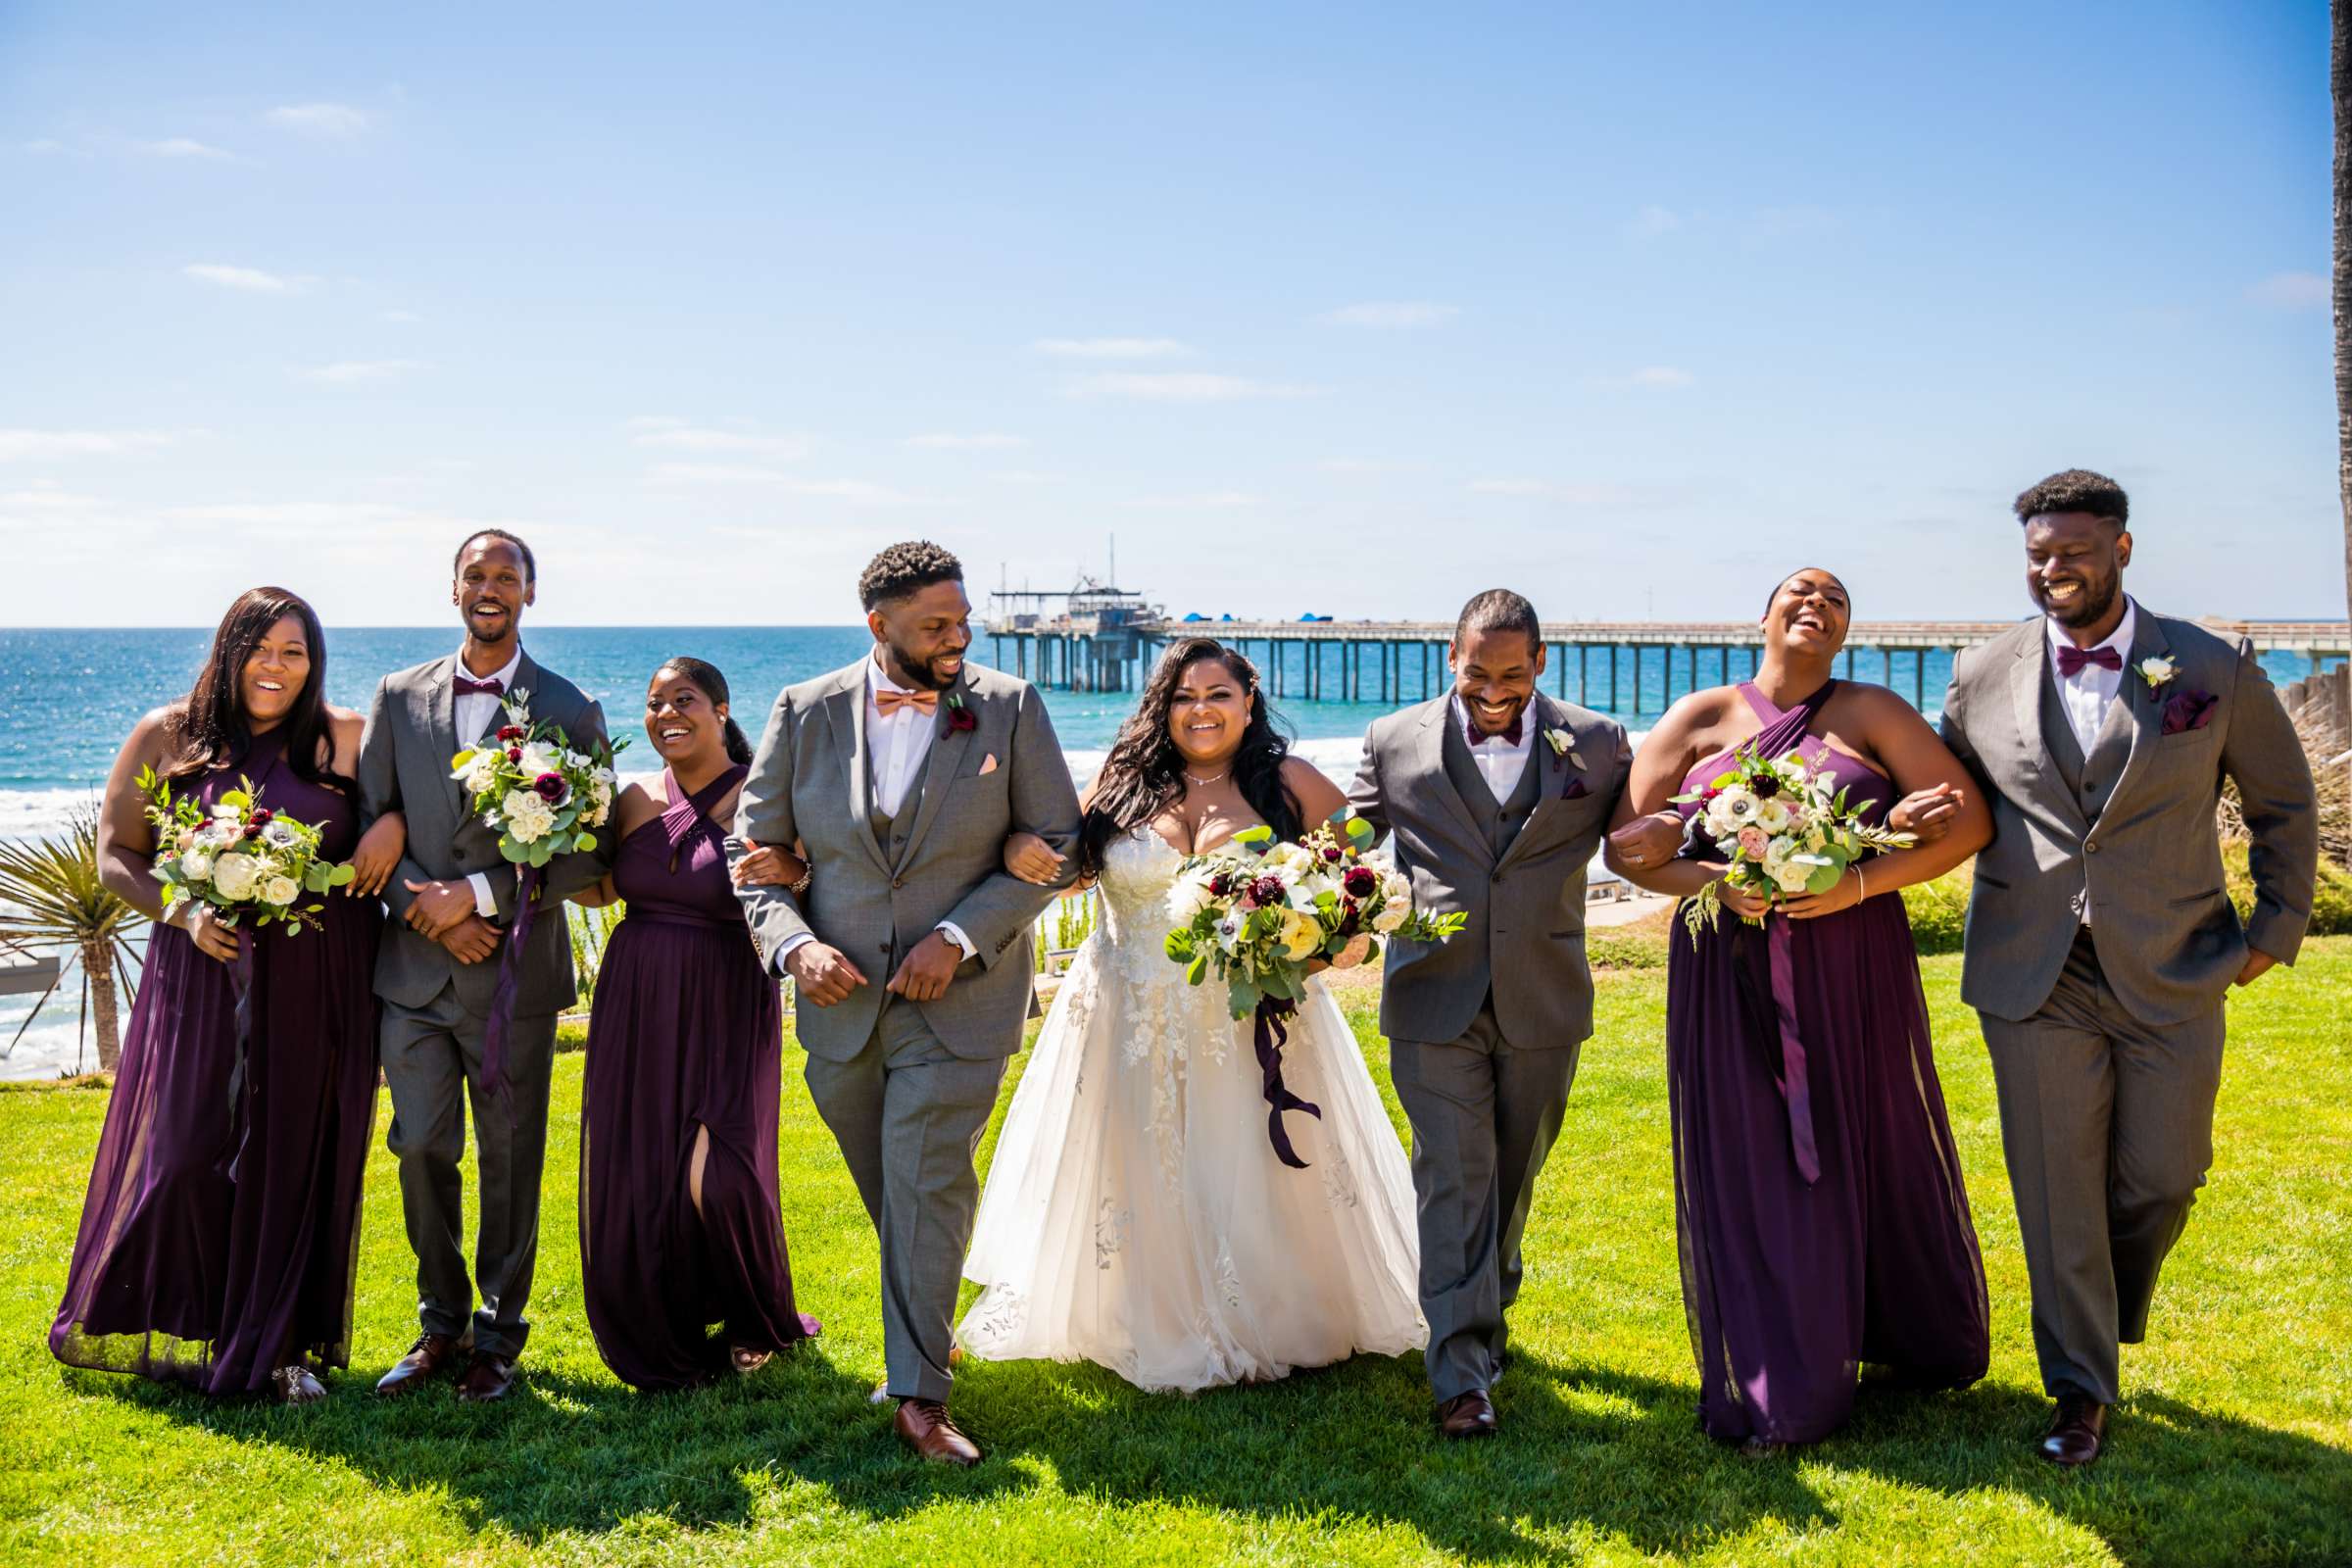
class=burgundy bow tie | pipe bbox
[2053,644,2123,679]
[1468,714,1524,748]
[455,674,506,697]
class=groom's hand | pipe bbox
[404,878,478,938]
[786,942,868,1006]
[2233,951,2277,987]
[437,915,500,965]
[885,930,962,1003]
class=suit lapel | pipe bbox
[825,662,892,876]
[1495,695,1572,875]
[2008,628,2090,837]
[2097,611,2173,821]
[506,651,543,745]
[896,673,977,870]
[1418,699,1493,860]
[427,655,466,818]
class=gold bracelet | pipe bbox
[1856,866,1868,903]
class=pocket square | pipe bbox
[1560,775,1590,802]
[2161,689,2218,736]
[978,753,1000,775]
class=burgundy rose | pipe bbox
[947,702,978,733]
[1247,874,1286,908]
[1321,846,1343,862]
[507,747,524,763]
[498,724,525,742]
[1344,865,1378,899]
[249,808,273,826]
[532,771,567,803]
[1750,772,1781,799]
[1206,873,1232,898]
[243,822,263,840]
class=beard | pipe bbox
[884,637,959,691]
[2034,572,2119,630]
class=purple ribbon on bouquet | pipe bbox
[217,929,257,1180]
[1763,917,1822,1186]
[479,864,544,1127]
[1252,997,1322,1170]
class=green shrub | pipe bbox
[1900,865,1973,956]
[2225,839,2352,938]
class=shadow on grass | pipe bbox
[79,1346,2352,1563]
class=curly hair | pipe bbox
[1453,588,1541,650]
[1079,638,1303,878]
[453,528,536,582]
[858,540,963,610]
[2014,469,2128,529]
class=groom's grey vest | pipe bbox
[1439,720,1544,860]
[2037,664,2136,925]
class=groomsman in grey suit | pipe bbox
[359,530,612,1403]
[1348,589,1632,1439]
[1940,470,2317,1467]
[729,541,1079,1465]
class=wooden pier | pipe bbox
[984,612,2352,715]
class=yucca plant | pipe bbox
[0,807,146,1072]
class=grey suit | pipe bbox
[1348,693,1631,1400]
[357,651,612,1358]
[728,656,1079,1401]
[1940,608,2316,1402]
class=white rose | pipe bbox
[517,746,556,778]
[261,874,300,906]
[2137,656,2176,686]
[212,852,262,901]
[1754,797,1792,834]
[1371,903,1409,934]
[502,788,555,844]
[461,754,500,795]
[179,849,215,882]
[1166,871,1216,925]
[1770,858,1814,894]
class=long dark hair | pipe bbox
[1079,638,1300,877]
[165,587,341,788]
[657,657,755,765]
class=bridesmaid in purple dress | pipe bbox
[52,588,404,1403]
[1607,568,1995,1447]
[574,658,818,1391]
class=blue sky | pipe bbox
[0,0,2335,627]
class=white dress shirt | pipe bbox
[774,654,974,968]
[1452,695,1536,806]
[454,645,524,918]
[2046,598,2136,760]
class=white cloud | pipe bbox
[183,263,309,293]
[266,102,369,137]
[987,469,1063,486]
[1629,366,1695,388]
[1069,372,1313,402]
[1033,337,1191,359]
[296,359,425,383]
[2250,271,2328,310]
[1629,205,1684,238]
[645,465,912,504]
[903,432,1027,450]
[0,428,180,462]
[1468,479,1651,506]
[630,423,808,458]
[24,138,72,155]
[1315,302,1459,328]
[1125,491,1262,509]
[1317,457,1415,475]
[626,415,689,431]
[0,484,104,511]
[139,137,233,161]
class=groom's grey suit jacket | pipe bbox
[358,651,612,1017]
[727,659,1081,1063]
[1938,610,2317,1027]
[1348,693,1631,1048]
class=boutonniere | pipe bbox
[1544,727,1585,769]
[945,691,978,734]
[2135,657,2176,693]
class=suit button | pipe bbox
[2085,842,2099,855]
[1491,871,1504,884]
[892,876,905,889]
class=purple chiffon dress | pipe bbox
[1665,680,1988,1445]
[51,725,381,1396]
[579,763,816,1391]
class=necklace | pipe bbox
[1183,766,1231,786]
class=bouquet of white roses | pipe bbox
[1671,748,1915,944]
[449,688,623,867]
[139,765,355,934]
[1163,813,1465,1022]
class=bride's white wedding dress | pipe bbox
[958,827,1425,1392]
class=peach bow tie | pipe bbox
[874,686,939,715]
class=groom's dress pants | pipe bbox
[1980,929,2225,1406]
[1391,1001,1580,1402]
[805,995,1005,1404]
[380,984,561,1360]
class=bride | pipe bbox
[957,638,1425,1392]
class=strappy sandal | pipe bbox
[270,1365,326,1404]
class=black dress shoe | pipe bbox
[455,1350,519,1403]
[1439,1389,1498,1440]
[375,1332,465,1396]
[2038,1394,2107,1467]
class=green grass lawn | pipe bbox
[1,945,2348,1567]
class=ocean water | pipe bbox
[0,625,2329,1079]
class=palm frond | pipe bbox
[0,807,146,948]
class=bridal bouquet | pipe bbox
[1671,748,1914,943]
[449,688,622,867]
[1161,813,1465,1169]
[138,766,355,934]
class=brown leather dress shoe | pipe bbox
[2038,1394,2107,1467]
[894,1398,982,1465]
[455,1350,519,1403]
[375,1333,464,1396]
[1439,1389,1498,1440]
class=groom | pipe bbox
[359,529,612,1402]
[730,540,1079,1466]
[1348,588,1632,1439]
[1940,469,2317,1467]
